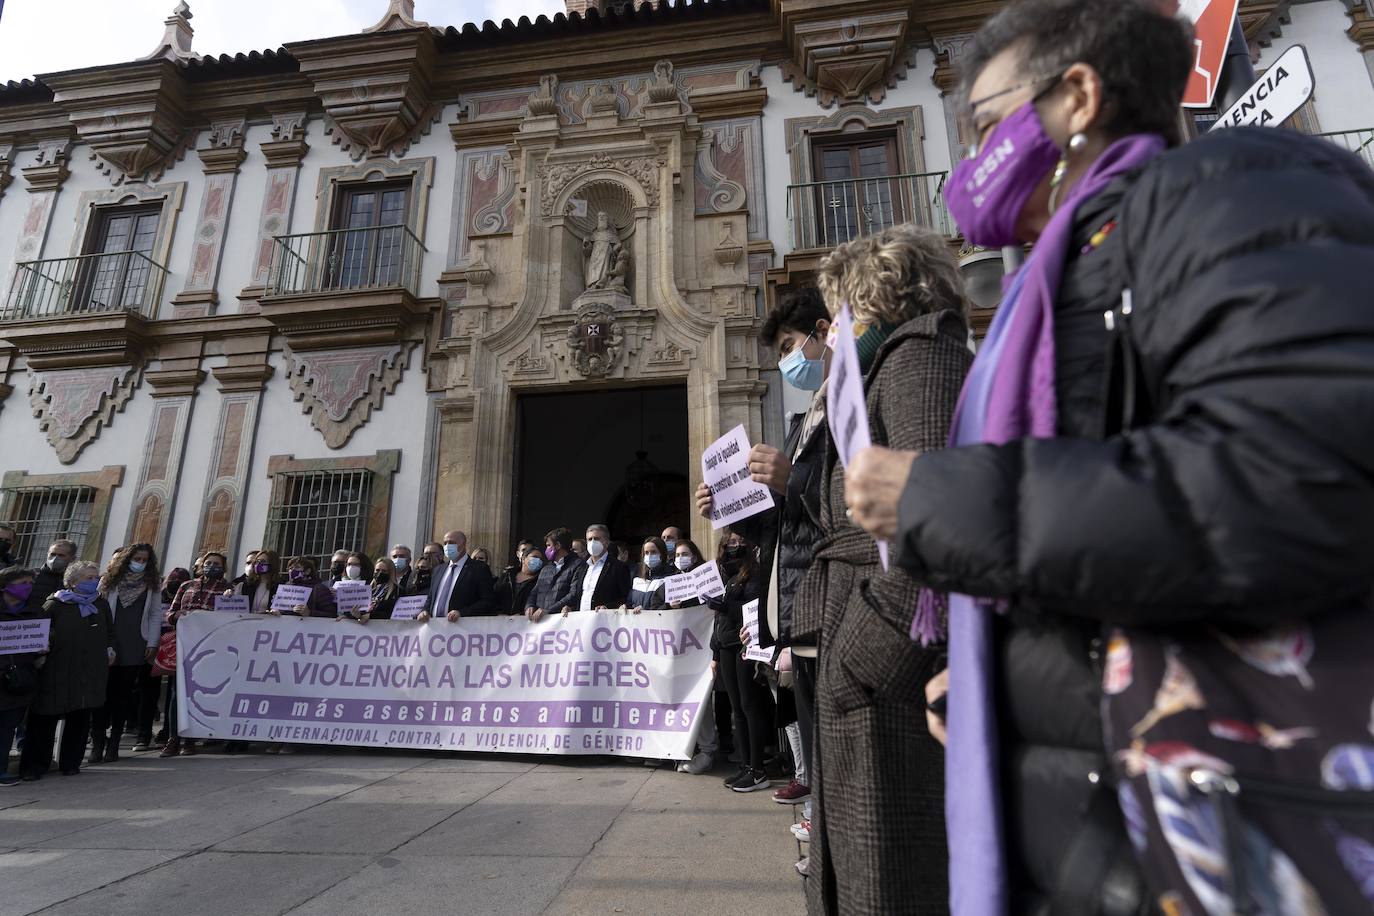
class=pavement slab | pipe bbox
[3,747,804,916]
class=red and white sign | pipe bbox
[1170,0,1242,108]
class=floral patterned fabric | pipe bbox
[1102,604,1374,914]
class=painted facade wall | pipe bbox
[2,0,1372,568]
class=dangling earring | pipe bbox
[1048,132,1088,215]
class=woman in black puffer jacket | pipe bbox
[842,1,1374,913]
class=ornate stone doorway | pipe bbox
[512,384,690,551]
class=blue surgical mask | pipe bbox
[664,539,676,554]
[444,544,460,562]
[779,333,825,391]
[129,560,147,574]
[75,579,100,597]
[645,554,661,569]
[528,556,543,573]
[392,557,409,571]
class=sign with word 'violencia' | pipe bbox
[175,609,715,759]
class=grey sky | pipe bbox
[0,0,566,83]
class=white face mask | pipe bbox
[675,555,694,571]
[345,565,362,580]
[587,539,606,558]
[644,554,661,569]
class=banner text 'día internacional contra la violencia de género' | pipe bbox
[175,608,716,760]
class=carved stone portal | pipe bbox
[566,302,624,378]
[29,364,142,464]
[285,344,412,448]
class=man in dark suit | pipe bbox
[419,530,496,620]
[28,538,76,613]
[563,524,632,614]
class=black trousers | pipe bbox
[793,653,817,783]
[718,650,772,771]
[20,708,92,776]
[136,664,162,739]
[91,665,140,743]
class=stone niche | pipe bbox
[432,62,766,554]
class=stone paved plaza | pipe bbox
[0,746,804,915]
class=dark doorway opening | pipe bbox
[513,385,690,557]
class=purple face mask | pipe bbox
[946,101,1062,248]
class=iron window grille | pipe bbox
[264,469,372,573]
[0,485,96,567]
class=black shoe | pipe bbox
[20,772,40,782]
[722,765,749,788]
[87,737,106,765]
[60,767,80,776]
[155,729,168,744]
[729,768,771,793]
[103,745,119,763]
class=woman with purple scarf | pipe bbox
[19,561,114,780]
[843,0,1374,913]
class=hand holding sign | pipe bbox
[271,584,312,614]
[702,425,774,530]
[390,595,427,621]
[741,599,773,664]
[215,595,249,614]
[827,304,890,570]
[334,580,371,618]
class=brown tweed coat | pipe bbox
[795,308,970,916]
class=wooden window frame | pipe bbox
[0,466,125,565]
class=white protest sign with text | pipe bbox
[826,304,889,570]
[215,595,249,614]
[270,584,312,613]
[702,424,774,530]
[390,595,427,621]
[0,618,50,655]
[691,560,726,600]
[741,599,773,664]
[1211,44,1314,131]
[175,609,716,760]
[333,580,371,617]
[663,574,698,606]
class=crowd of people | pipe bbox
[5,0,1374,910]
[0,522,809,798]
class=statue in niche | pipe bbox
[582,211,625,292]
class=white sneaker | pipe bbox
[790,819,811,842]
[795,856,809,877]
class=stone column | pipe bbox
[127,352,205,557]
[239,112,310,310]
[171,119,247,318]
[931,35,973,167]
[194,341,273,559]
[1349,1,1374,90]
[432,394,479,546]
[6,137,72,295]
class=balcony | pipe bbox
[2,251,167,323]
[785,171,952,252]
[265,224,424,299]
[1318,128,1374,170]
[258,224,429,349]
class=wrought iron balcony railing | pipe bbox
[1317,128,1374,170]
[2,250,167,322]
[786,171,953,252]
[266,224,425,298]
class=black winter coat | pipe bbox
[733,401,826,650]
[895,128,1374,910]
[32,596,114,716]
[708,566,762,656]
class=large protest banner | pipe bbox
[176,608,715,759]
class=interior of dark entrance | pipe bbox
[513,385,690,563]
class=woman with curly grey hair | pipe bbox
[18,560,114,780]
[792,222,971,914]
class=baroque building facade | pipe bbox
[0,0,1371,571]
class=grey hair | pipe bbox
[50,539,77,556]
[63,560,100,589]
[585,524,611,540]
